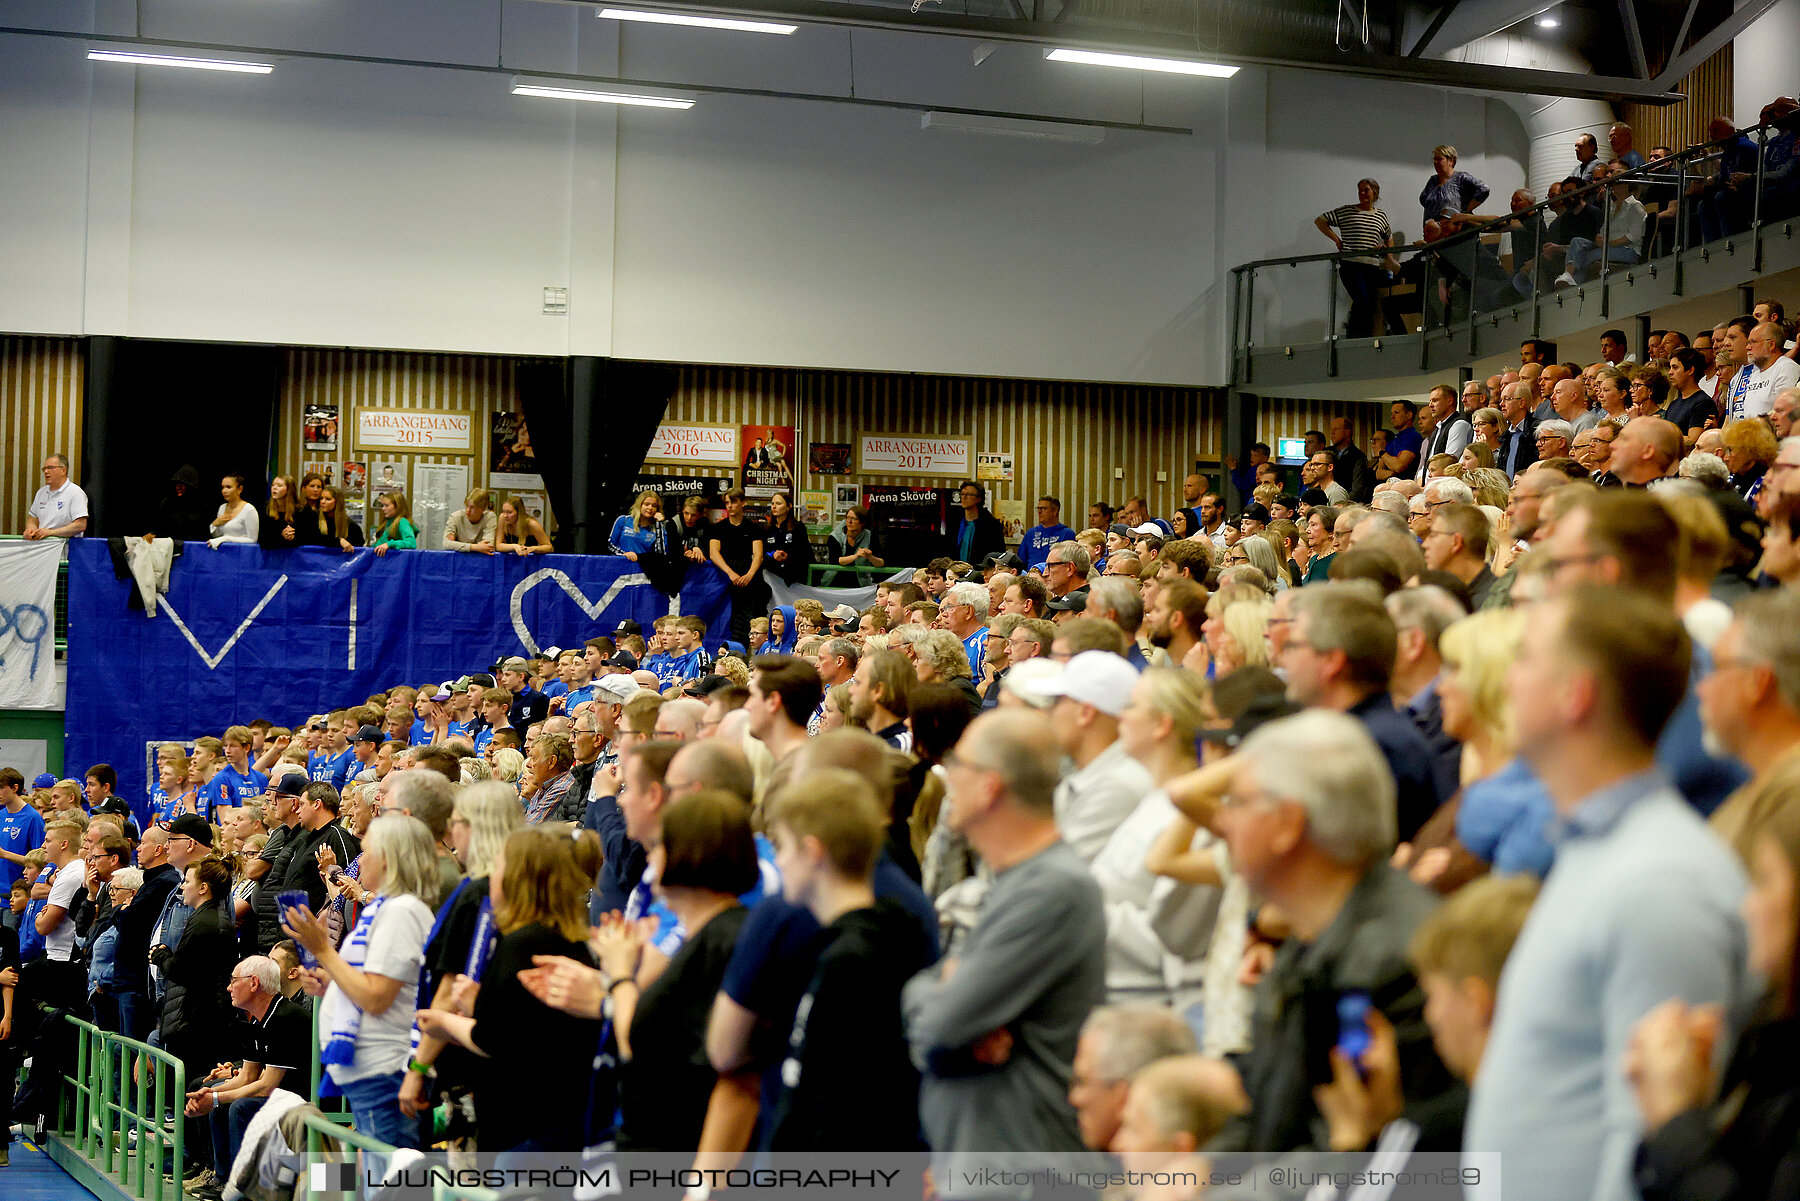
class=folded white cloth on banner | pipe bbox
[124,537,175,616]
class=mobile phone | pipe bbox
[325,865,345,885]
[1335,991,1373,1071]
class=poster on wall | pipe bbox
[808,443,852,475]
[646,423,739,468]
[799,490,833,536]
[514,492,548,528]
[342,461,368,500]
[833,484,861,515]
[740,423,797,515]
[995,499,1027,543]
[977,451,1014,483]
[859,485,955,565]
[304,404,340,453]
[490,411,545,491]
[856,432,971,478]
[301,460,338,487]
[370,461,407,497]
[413,463,470,552]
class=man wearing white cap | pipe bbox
[1042,651,1156,862]
[590,674,640,777]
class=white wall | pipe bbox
[1735,0,1800,129]
[0,1,1526,385]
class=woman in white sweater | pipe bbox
[208,473,260,548]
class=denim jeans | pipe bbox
[208,1094,268,1180]
[1565,238,1641,281]
[338,1070,417,1149]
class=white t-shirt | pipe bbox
[29,480,89,536]
[44,863,86,962]
[1739,357,1800,420]
[318,893,433,1083]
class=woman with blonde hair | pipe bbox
[1215,599,1273,674]
[320,485,365,551]
[1463,466,1512,511]
[399,783,524,1121]
[1458,442,1496,472]
[1403,608,1554,887]
[610,489,665,560]
[495,495,552,555]
[283,814,441,1147]
[489,748,525,789]
[1470,407,1504,457]
[1722,418,1779,504]
[415,827,605,1153]
[370,491,417,556]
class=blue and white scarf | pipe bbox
[321,896,386,1073]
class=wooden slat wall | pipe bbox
[275,348,521,503]
[1623,44,1733,156]
[654,366,1223,523]
[0,337,83,533]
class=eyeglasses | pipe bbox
[1545,551,1604,573]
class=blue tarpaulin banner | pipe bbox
[65,540,731,823]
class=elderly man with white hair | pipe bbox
[1422,475,1474,511]
[182,953,312,1176]
[1675,451,1732,490]
[1199,710,1455,1154]
[1533,418,1575,462]
[941,580,992,676]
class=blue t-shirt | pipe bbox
[542,679,568,700]
[153,789,196,825]
[564,684,599,715]
[312,748,356,791]
[473,725,511,755]
[962,626,990,677]
[625,834,781,959]
[642,653,676,688]
[609,516,662,556]
[668,648,712,685]
[1386,426,1424,467]
[196,775,237,820]
[1019,522,1076,569]
[215,764,267,800]
[0,804,47,894]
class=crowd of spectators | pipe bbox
[1314,102,1799,335]
[12,277,1800,1199]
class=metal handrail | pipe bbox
[1230,115,1784,278]
[54,1016,186,1201]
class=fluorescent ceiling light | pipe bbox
[921,111,1105,145]
[87,49,273,74]
[511,80,695,109]
[1045,47,1238,77]
[1535,14,1560,27]
[598,8,797,34]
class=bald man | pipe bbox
[1552,377,1599,434]
[1607,416,1681,486]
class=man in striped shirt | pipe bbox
[1316,180,1396,338]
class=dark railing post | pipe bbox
[1326,257,1339,376]
[1599,182,1614,315]
[1243,267,1257,387]
[1752,124,1767,272]
[1674,155,1688,295]
[1420,252,1436,371]
[1228,267,1242,388]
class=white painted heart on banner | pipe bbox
[509,569,679,655]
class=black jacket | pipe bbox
[151,902,237,1046]
[1636,1017,1800,1201]
[945,508,1006,565]
[1334,444,1376,504]
[763,518,814,586]
[107,863,180,996]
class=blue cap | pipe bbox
[32,772,56,789]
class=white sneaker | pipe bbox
[1554,271,1578,287]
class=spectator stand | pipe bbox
[1231,111,1800,390]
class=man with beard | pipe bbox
[1144,579,1206,670]
[850,649,913,751]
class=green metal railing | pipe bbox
[290,1107,501,1201]
[54,1017,185,1201]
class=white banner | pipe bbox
[857,432,971,477]
[355,408,475,453]
[645,423,740,467]
[0,541,61,709]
